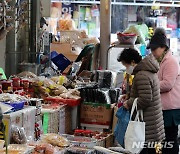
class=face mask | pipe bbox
[126,66,134,75]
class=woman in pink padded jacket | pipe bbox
[148,28,180,154]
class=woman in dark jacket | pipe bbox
[118,48,165,154]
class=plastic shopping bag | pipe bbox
[114,106,130,147]
[124,98,145,154]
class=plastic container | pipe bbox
[1,80,13,92]
[74,129,84,136]
[65,135,97,148]
[12,78,20,87]
[83,130,93,137]
[51,53,71,73]
[44,97,81,107]
[117,33,137,45]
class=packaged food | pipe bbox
[17,71,37,78]
[11,125,27,144]
[41,133,69,147]
[33,143,55,154]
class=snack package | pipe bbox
[41,133,70,147]
[95,70,113,89]
[59,19,76,31]
[11,125,27,144]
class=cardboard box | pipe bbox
[80,103,113,128]
[51,43,78,61]
[3,110,23,144]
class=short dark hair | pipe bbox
[117,48,142,64]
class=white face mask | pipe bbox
[126,66,134,75]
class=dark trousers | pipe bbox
[140,147,156,154]
[162,125,179,154]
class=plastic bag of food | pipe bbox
[59,19,76,31]
[11,125,27,144]
[34,143,55,154]
[123,24,149,45]
[41,133,70,147]
[60,92,80,100]
[17,71,37,78]
[43,79,56,89]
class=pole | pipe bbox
[100,0,111,69]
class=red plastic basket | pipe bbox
[44,97,81,107]
[117,33,137,45]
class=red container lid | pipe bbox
[75,129,84,133]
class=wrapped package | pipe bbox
[59,19,76,31]
[95,70,113,89]
[108,89,121,104]
[22,107,36,142]
[80,88,111,104]
[41,133,70,147]
[11,125,27,144]
[33,143,55,154]
[60,89,80,100]
[17,71,37,78]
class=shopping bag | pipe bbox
[124,98,145,154]
[114,106,130,147]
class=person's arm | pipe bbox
[160,59,179,93]
[127,74,152,110]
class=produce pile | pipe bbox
[29,76,80,100]
[30,133,69,154]
[0,94,27,102]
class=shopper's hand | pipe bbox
[119,94,127,102]
[123,101,129,110]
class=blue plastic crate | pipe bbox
[4,101,25,111]
[51,53,71,73]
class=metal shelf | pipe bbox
[52,0,180,7]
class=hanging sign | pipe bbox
[62,2,74,15]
